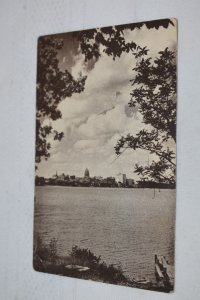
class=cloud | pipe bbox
[74,139,100,150]
[37,22,177,179]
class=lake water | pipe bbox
[34,186,175,281]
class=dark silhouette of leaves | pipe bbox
[36,36,87,165]
[115,47,176,184]
[72,19,174,61]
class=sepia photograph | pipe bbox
[33,18,177,292]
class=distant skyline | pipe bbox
[37,22,177,180]
[39,168,133,181]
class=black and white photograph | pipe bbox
[33,18,177,292]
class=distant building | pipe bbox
[126,178,134,187]
[122,174,126,185]
[58,173,65,181]
[116,174,133,187]
[84,168,90,178]
[94,176,103,181]
[116,173,124,184]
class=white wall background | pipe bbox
[0,0,200,299]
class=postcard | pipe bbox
[34,18,177,292]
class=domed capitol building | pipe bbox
[84,168,90,178]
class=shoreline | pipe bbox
[35,184,175,190]
[33,239,173,293]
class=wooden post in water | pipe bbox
[155,254,174,292]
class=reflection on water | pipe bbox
[34,186,175,280]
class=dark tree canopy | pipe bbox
[36,36,87,164]
[115,47,176,184]
[36,19,175,170]
[73,18,174,61]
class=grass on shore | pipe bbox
[33,237,171,292]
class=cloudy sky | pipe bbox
[37,19,177,179]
